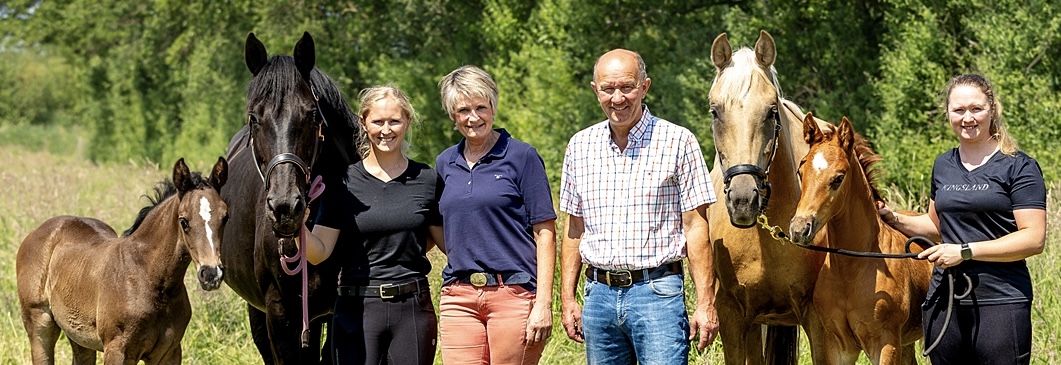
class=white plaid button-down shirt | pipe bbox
[560,107,716,270]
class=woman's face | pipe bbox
[947,85,993,146]
[362,97,409,156]
[449,95,495,141]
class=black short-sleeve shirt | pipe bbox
[929,149,1046,305]
[315,160,442,284]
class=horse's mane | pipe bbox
[847,132,885,203]
[247,55,360,175]
[122,172,209,237]
[712,48,784,100]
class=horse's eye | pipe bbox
[179,217,190,231]
[710,106,720,120]
[222,214,230,226]
[830,174,845,188]
[248,113,259,126]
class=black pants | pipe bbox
[923,300,1031,364]
[332,283,437,365]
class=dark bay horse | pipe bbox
[17,157,228,365]
[706,30,830,364]
[221,32,360,364]
[789,115,931,364]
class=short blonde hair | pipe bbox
[438,65,499,117]
[356,85,418,159]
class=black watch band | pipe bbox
[960,242,973,260]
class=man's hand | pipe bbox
[560,299,584,343]
[688,304,719,352]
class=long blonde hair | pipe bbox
[356,85,419,159]
[943,74,1019,155]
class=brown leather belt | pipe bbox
[584,262,683,287]
[337,279,422,299]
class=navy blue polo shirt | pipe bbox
[435,129,556,292]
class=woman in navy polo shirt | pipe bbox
[435,65,557,364]
[880,74,1047,364]
[301,85,445,364]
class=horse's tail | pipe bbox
[765,325,799,365]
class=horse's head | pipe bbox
[244,32,325,237]
[709,30,783,227]
[174,157,229,290]
[789,114,858,245]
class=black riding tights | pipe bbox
[332,287,437,365]
[922,300,1031,365]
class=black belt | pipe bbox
[585,262,683,287]
[457,272,533,287]
[337,279,423,299]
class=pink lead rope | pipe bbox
[280,175,326,348]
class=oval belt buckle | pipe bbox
[470,272,488,286]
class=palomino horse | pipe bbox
[17,157,228,365]
[707,30,829,364]
[221,32,360,364]
[789,115,931,365]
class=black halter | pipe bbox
[249,84,327,192]
[722,111,782,214]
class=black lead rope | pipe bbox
[786,235,972,357]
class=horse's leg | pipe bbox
[263,288,316,365]
[248,303,277,365]
[870,334,904,365]
[900,343,917,365]
[21,307,61,365]
[156,344,182,365]
[764,325,798,365]
[801,306,832,365]
[68,338,96,365]
[716,296,762,365]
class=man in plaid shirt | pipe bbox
[559,49,719,364]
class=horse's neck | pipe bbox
[767,101,805,198]
[123,197,191,285]
[827,162,883,251]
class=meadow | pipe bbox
[0,137,1058,364]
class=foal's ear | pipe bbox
[802,112,824,145]
[293,31,316,82]
[838,117,855,151]
[209,156,228,192]
[173,158,194,197]
[754,30,776,70]
[245,33,268,76]
[711,32,731,70]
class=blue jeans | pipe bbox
[582,273,689,365]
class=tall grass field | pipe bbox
[1,140,1058,364]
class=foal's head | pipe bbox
[173,157,229,290]
[789,114,882,245]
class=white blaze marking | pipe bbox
[812,152,829,172]
[199,197,215,252]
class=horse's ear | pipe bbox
[293,31,316,82]
[711,32,732,70]
[209,156,228,191]
[245,33,268,76]
[802,112,823,145]
[838,117,855,151]
[173,158,193,197]
[754,30,776,70]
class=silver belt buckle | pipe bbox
[379,283,397,299]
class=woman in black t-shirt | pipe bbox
[301,85,445,365]
[879,74,1047,364]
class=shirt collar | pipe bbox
[603,105,656,148]
[451,128,511,167]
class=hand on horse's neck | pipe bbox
[364,151,408,182]
[464,131,498,167]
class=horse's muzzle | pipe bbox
[788,216,818,246]
[198,265,224,291]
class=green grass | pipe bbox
[1,142,1058,364]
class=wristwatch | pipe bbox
[960,242,973,261]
